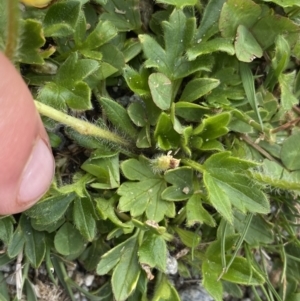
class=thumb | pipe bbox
[0,52,55,215]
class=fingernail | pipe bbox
[18,138,54,205]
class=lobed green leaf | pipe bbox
[43,0,81,37]
[203,152,269,223]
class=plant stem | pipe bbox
[239,134,281,164]
[181,158,205,173]
[232,110,271,139]
[34,101,133,150]
[5,0,20,61]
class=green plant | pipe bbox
[1,0,300,300]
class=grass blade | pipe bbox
[240,62,263,130]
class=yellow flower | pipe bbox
[20,0,52,8]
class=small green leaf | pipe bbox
[162,9,193,64]
[94,62,118,80]
[262,0,300,7]
[97,235,140,301]
[43,0,81,37]
[48,132,62,148]
[0,272,10,300]
[74,10,87,45]
[96,196,132,228]
[251,13,299,49]
[121,156,154,181]
[0,216,14,246]
[0,253,13,267]
[156,0,197,8]
[54,222,86,256]
[97,235,135,275]
[123,38,142,63]
[7,225,25,258]
[81,20,117,49]
[100,97,138,140]
[31,218,64,233]
[38,53,99,111]
[118,180,172,222]
[123,65,150,96]
[154,112,181,150]
[64,81,92,111]
[152,274,181,301]
[281,132,300,171]
[279,71,298,111]
[139,232,167,271]
[203,255,264,301]
[81,151,120,189]
[99,44,125,73]
[235,25,263,62]
[73,197,97,241]
[37,82,67,111]
[140,10,211,79]
[21,216,46,268]
[175,102,210,122]
[207,84,245,105]
[162,167,194,201]
[25,193,76,225]
[272,35,291,78]
[100,0,142,32]
[179,78,220,102]
[173,227,201,248]
[186,194,216,227]
[140,31,214,79]
[149,73,173,110]
[187,38,235,60]
[112,244,140,301]
[219,0,261,38]
[193,112,231,138]
[138,33,165,70]
[222,256,265,284]
[203,152,270,223]
[195,0,226,39]
[56,53,99,87]
[24,279,38,301]
[118,157,175,221]
[80,239,110,272]
[128,102,148,127]
[79,49,103,61]
[265,35,291,90]
[18,19,45,64]
[200,139,225,151]
[202,260,223,301]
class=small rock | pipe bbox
[0,265,11,272]
[73,292,81,301]
[84,274,95,287]
[179,285,214,301]
[165,254,178,275]
[5,273,16,285]
[74,272,84,286]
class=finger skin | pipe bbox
[0,52,54,215]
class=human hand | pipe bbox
[0,52,55,215]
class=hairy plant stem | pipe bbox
[5,0,20,61]
[34,101,135,153]
[181,158,205,173]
